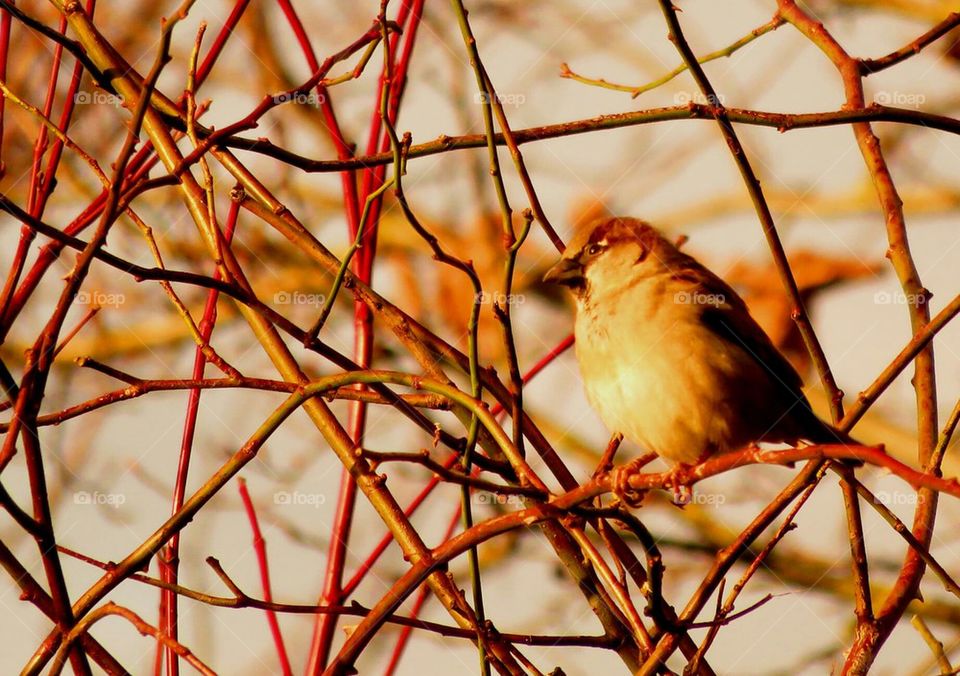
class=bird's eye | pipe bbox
[586,243,603,256]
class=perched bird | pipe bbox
[543,216,856,466]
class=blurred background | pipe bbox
[1,0,959,673]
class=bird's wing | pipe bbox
[670,255,859,448]
[669,257,806,396]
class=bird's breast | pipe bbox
[574,288,741,463]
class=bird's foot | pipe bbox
[611,455,653,508]
[666,446,717,506]
[665,464,694,507]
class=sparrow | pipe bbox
[543,216,856,467]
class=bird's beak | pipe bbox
[543,257,584,287]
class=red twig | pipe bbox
[237,478,293,676]
[0,4,9,171]
[308,5,425,670]
[157,194,239,676]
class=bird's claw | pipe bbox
[665,464,694,506]
[611,456,651,508]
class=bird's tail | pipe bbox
[799,412,865,466]
[808,420,861,446]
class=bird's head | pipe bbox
[543,217,680,299]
